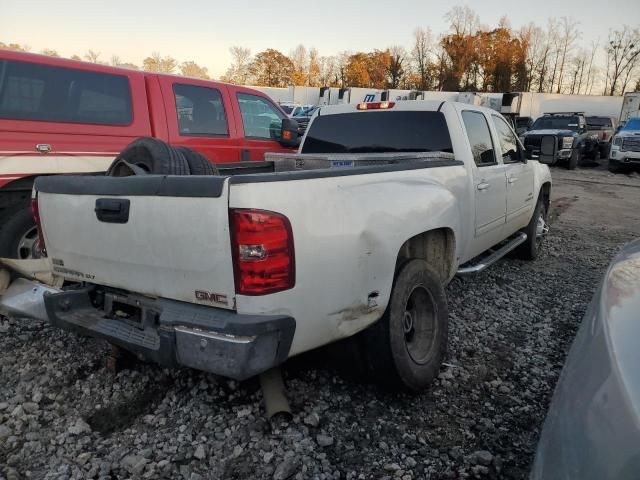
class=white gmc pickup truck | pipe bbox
[10,100,553,391]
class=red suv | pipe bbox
[0,50,295,259]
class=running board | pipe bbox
[456,232,528,276]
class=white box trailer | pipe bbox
[619,93,640,123]
[497,92,623,120]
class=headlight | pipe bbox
[613,136,623,147]
[562,136,574,149]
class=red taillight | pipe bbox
[230,209,295,295]
[31,196,45,252]
[357,101,395,110]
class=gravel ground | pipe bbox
[1,165,639,480]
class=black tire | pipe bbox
[360,260,448,391]
[515,196,547,260]
[568,149,579,170]
[174,147,219,175]
[0,205,38,259]
[608,160,623,174]
[107,137,189,177]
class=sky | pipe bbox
[2,0,639,78]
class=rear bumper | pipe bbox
[43,288,295,380]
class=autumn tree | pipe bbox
[345,52,371,87]
[249,49,294,87]
[221,46,252,84]
[604,26,640,95]
[180,61,210,79]
[440,6,480,90]
[143,52,177,73]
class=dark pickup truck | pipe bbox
[520,113,600,169]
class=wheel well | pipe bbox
[540,182,551,212]
[396,228,456,284]
[0,176,36,213]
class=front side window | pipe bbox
[461,111,496,167]
[492,115,521,163]
[0,59,132,125]
[173,84,228,136]
[237,93,284,140]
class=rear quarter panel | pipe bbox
[229,165,467,355]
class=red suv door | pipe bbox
[157,76,240,163]
[228,85,296,161]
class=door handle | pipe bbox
[477,182,490,191]
[508,176,518,184]
[95,198,130,224]
[36,144,51,154]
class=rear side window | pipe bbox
[301,111,453,154]
[0,59,132,125]
[237,93,284,140]
[173,84,228,136]
[461,111,496,166]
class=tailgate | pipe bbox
[35,175,236,310]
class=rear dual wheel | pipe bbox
[360,260,448,391]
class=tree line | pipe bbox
[2,6,639,95]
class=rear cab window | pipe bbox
[173,83,228,136]
[301,111,453,154]
[0,59,132,125]
[237,93,284,140]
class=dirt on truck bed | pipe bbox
[1,165,639,480]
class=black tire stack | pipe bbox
[107,137,219,177]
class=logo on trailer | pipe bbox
[195,290,229,306]
[363,94,376,103]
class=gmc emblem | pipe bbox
[195,290,228,305]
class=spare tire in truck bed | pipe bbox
[106,137,218,177]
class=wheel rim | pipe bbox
[535,211,549,240]
[402,285,437,365]
[17,226,38,259]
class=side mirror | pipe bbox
[539,135,557,165]
[279,118,299,147]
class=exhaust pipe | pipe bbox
[259,367,291,420]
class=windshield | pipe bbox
[622,118,640,131]
[530,116,580,131]
[301,110,453,154]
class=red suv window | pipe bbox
[0,59,132,125]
